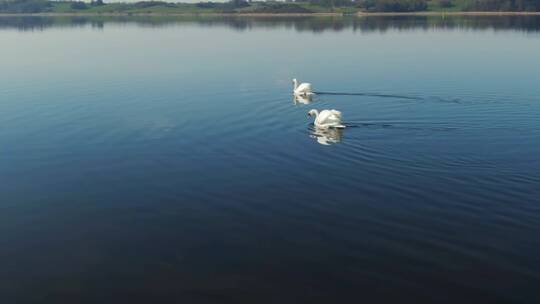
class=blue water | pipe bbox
[1,16,540,303]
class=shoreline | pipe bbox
[1,11,540,17]
[357,11,540,16]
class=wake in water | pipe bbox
[314,92,467,104]
[342,121,457,131]
[307,121,457,145]
[314,91,424,101]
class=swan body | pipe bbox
[293,78,313,96]
[308,109,345,129]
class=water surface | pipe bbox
[1,16,540,303]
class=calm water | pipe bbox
[1,16,540,303]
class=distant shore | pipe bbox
[1,11,540,17]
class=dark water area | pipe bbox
[1,16,539,303]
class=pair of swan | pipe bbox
[293,78,345,129]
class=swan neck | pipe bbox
[293,79,298,90]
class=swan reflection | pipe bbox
[293,94,313,105]
[310,126,343,145]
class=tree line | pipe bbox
[467,0,540,11]
[0,0,104,13]
[306,0,540,11]
[0,0,51,13]
[1,0,540,13]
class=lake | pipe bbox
[1,15,539,303]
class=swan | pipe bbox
[293,78,313,96]
[308,109,345,129]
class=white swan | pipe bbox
[293,78,313,96]
[308,109,345,129]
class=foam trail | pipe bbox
[314,91,423,101]
[340,121,458,131]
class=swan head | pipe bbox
[308,109,318,117]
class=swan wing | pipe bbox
[316,110,340,125]
[316,110,333,123]
[330,109,342,119]
[296,83,312,92]
[316,110,343,128]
